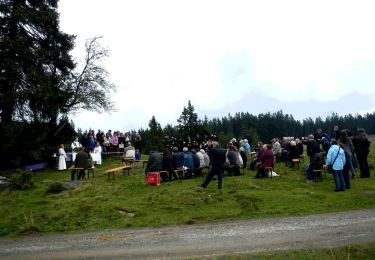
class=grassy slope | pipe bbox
[0,137,374,237]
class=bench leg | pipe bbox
[107,172,115,180]
[313,172,323,182]
[123,168,130,176]
[71,170,76,181]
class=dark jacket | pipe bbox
[172,152,184,169]
[183,151,194,170]
[306,139,320,156]
[208,147,226,171]
[309,152,323,170]
[352,134,371,156]
[74,150,89,169]
[288,145,300,161]
[162,151,173,171]
[192,153,200,169]
[226,149,237,165]
[146,151,162,172]
[240,150,247,166]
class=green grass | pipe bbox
[1,137,375,237]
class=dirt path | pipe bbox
[1,208,375,259]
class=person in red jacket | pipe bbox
[256,144,274,178]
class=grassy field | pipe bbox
[0,138,374,238]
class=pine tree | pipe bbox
[0,0,75,123]
[177,100,200,142]
[148,116,163,150]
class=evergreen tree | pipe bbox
[0,0,75,123]
[147,115,163,150]
[177,100,200,142]
[0,3,116,124]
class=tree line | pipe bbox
[135,101,375,153]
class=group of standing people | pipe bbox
[302,127,371,192]
[325,128,371,191]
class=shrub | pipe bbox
[8,169,33,190]
[46,182,66,194]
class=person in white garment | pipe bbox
[92,141,102,165]
[71,137,82,162]
[58,144,67,171]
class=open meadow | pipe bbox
[0,137,374,238]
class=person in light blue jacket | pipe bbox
[326,140,346,191]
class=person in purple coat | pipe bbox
[256,144,274,178]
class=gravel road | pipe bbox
[1,208,375,259]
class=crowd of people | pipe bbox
[57,129,143,179]
[56,126,371,191]
[266,126,371,192]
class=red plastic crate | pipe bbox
[146,172,160,186]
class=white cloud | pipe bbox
[58,0,375,130]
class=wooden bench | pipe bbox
[70,167,94,180]
[122,157,135,167]
[174,168,185,179]
[292,158,300,168]
[102,152,123,157]
[104,165,131,179]
[312,169,323,182]
[159,170,168,181]
[249,151,257,159]
[135,159,148,168]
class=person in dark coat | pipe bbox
[172,147,184,169]
[303,134,320,157]
[145,147,162,176]
[73,147,89,180]
[182,147,194,179]
[352,129,371,178]
[287,141,300,168]
[134,133,142,154]
[305,152,323,181]
[239,147,247,170]
[172,147,185,179]
[199,141,226,189]
[226,144,241,176]
[191,149,202,177]
[161,147,174,182]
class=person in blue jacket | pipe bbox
[326,140,346,192]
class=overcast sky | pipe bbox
[58,0,375,132]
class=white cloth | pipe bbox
[269,171,279,177]
[91,146,102,165]
[72,152,77,162]
[58,148,67,170]
[124,146,135,159]
[196,151,205,167]
[203,153,210,167]
[71,141,82,162]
